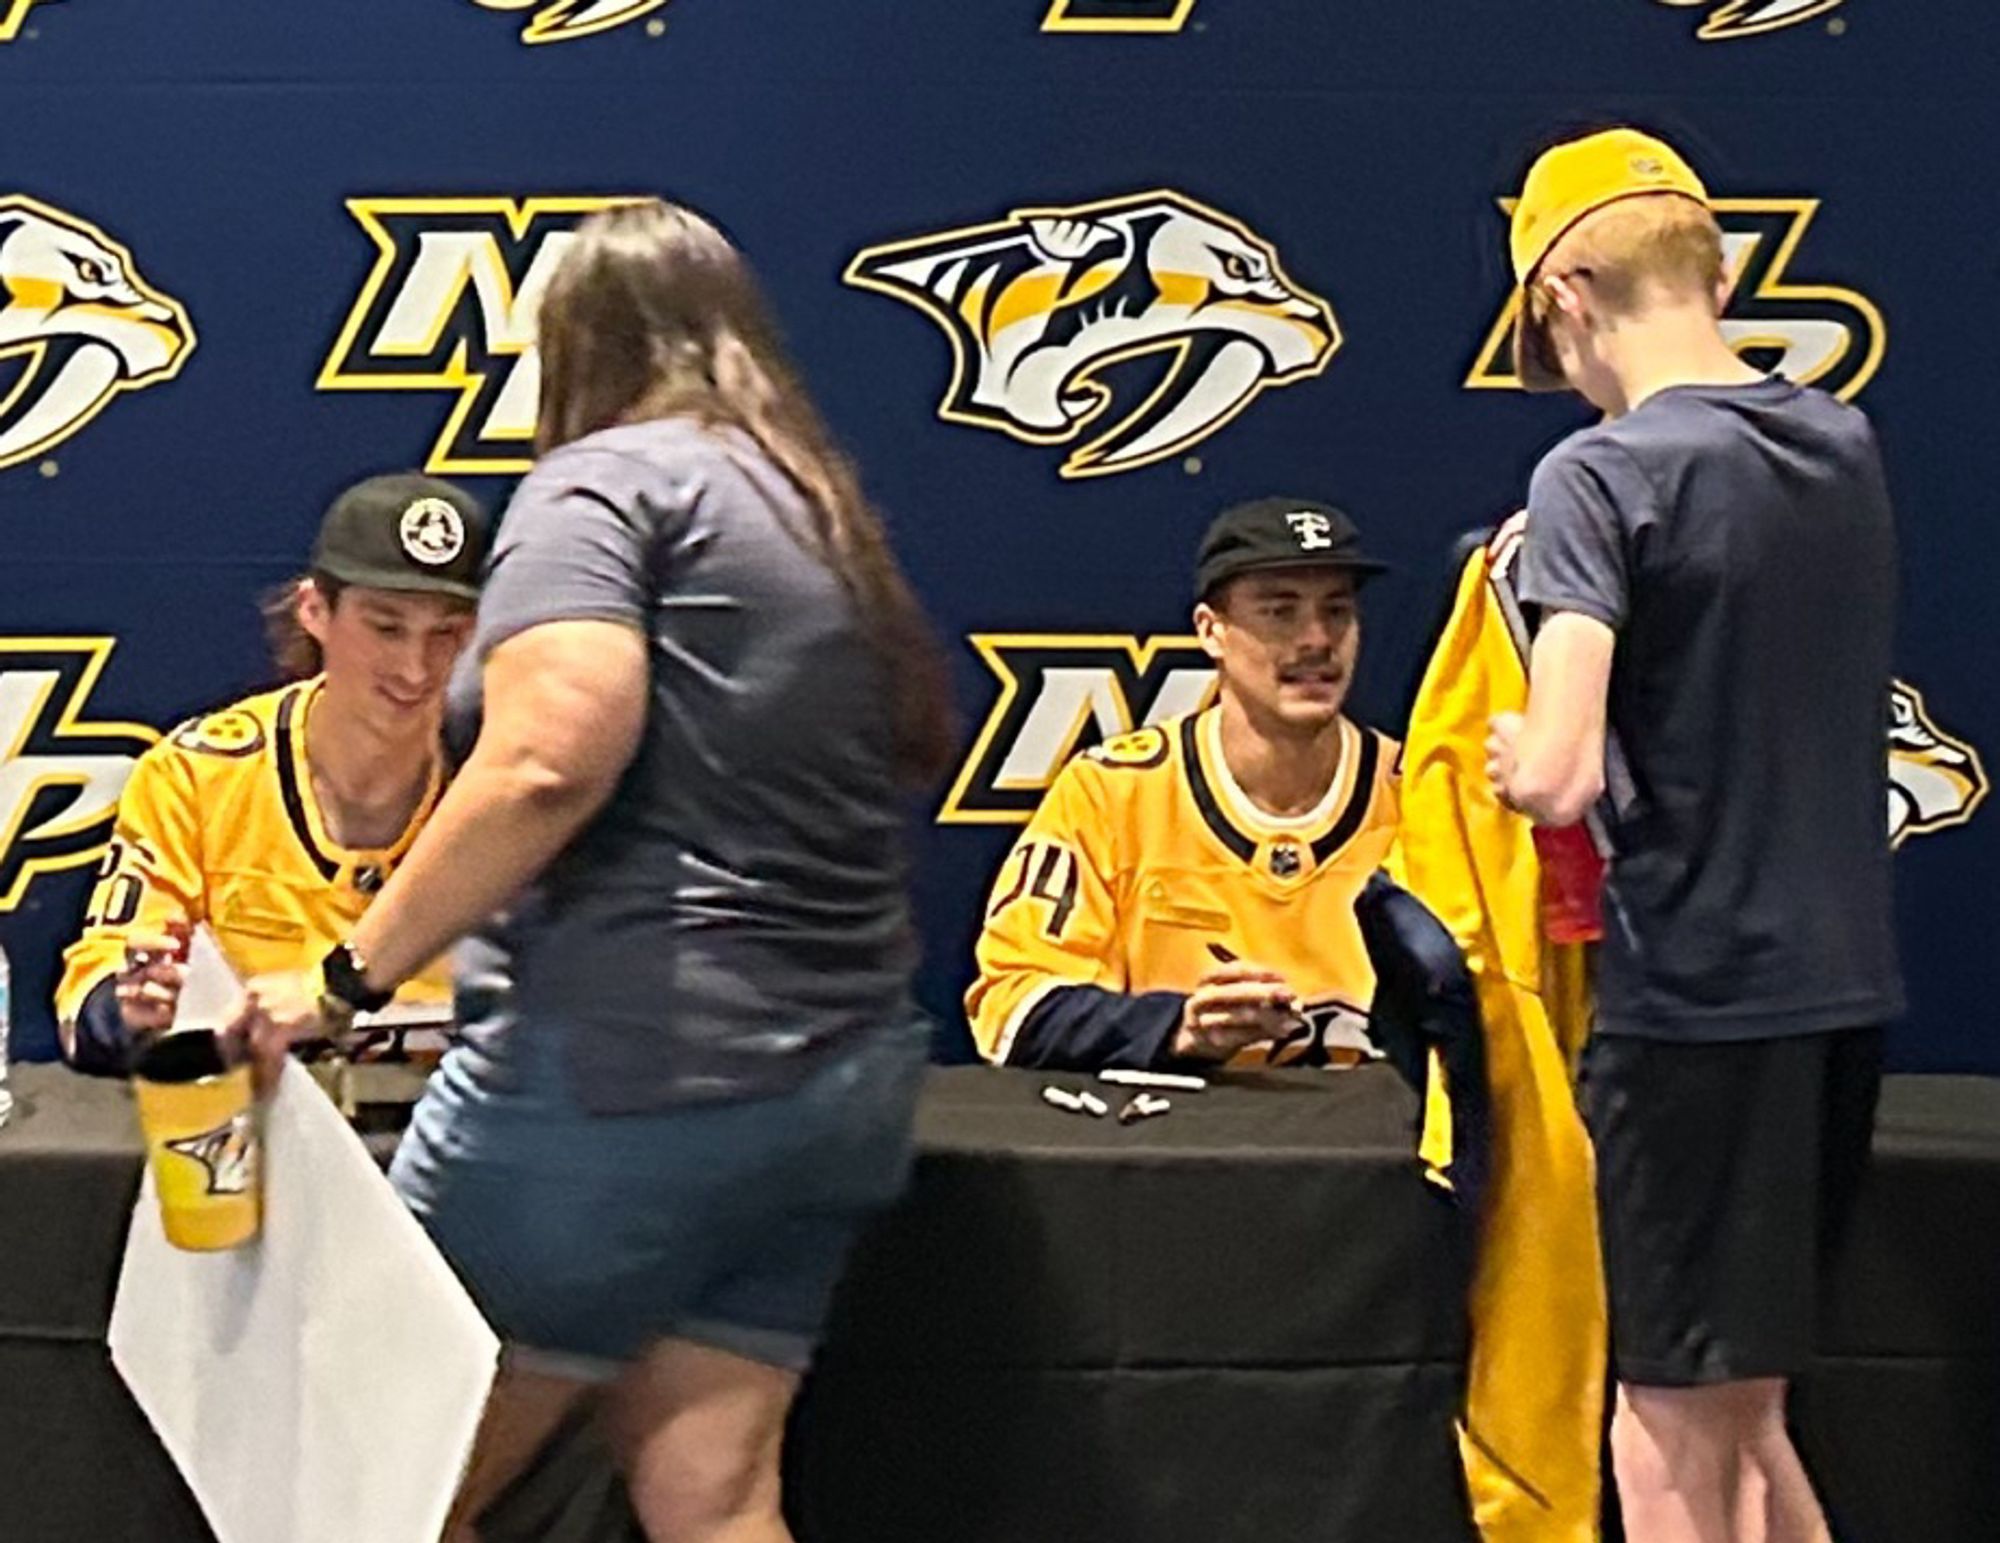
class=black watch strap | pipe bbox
[321,941,395,1015]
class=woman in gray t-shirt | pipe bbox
[252,201,953,1542]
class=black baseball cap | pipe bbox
[310,473,490,602]
[1194,497,1389,600]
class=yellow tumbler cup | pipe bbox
[130,1029,262,1251]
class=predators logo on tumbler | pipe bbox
[0,639,154,912]
[318,196,645,475]
[847,192,1338,479]
[0,197,194,472]
[1654,0,1845,41]
[1468,199,1883,400]
[470,0,666,44]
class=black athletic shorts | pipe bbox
[1579,1027,1883,1387]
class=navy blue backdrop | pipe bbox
[1,0,1992,1070]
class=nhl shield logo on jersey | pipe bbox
[471,0,666,44]
[318,196,647,475]
[1468,199,1882,400]
[1655,0,1845,41]
[846,192,1338,479]
[0,197,195,472]
[1888,682,1987,847]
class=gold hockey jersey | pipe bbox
[1399,527,1606,1543]
[56,679,451,1045]
[967,707,1399,1068]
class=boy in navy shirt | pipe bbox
[1488,128,1899,1543]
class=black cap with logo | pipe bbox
[309,473,490,602]
[1194,496,1389,601]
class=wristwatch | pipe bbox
[319,939,395,1016]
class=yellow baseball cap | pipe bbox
[1509,127,1710,390]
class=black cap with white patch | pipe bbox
[1194,496,1388,601]
[309,472,490,601]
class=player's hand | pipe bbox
[239,969,339,1097]
[223,995,282,1097]
[1487,712,1524,810]
[1172,962,1302,1062]
[115,931,188,1037]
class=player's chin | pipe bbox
[1272,683,1346,727]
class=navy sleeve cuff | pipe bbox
[65,977,133,1079]
[1003,985,1189,1072]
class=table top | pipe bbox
[9,1060,1998,1166]
[916,1062,1433,1158]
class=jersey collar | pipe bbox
[1181,708,1380,873]
[275,680,443,886]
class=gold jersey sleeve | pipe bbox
[55,683,451,1048]
[965,744,1130,1062]
[54,736,209,1044]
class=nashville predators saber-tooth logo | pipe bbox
[0,640,156,911]
[1042,0,1198,31]
[941,635,1217,822]
[1655,0,1845,41]
[471,0,666,44]
[847,192,1338,479]
[318,196,646,476]
[0,198,194,471]
[165,1115,258,1197]
[1469,199,1883,400]
[1888,682,1986,847]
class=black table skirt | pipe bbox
[3,1063,1996,1543]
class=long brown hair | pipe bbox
[260,572,345,679]
[534,200,956,788]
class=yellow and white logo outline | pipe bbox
[1468,198,1884,401]
[1656,0,1846,42]
[0,195,195,471]
[472,0,668,45]
[941,633,1215,824]
[1042,0,1198,33]
[0,638,156,911]
[317,195,646,476]
[1888,681,1987,848]
[0,0,59,43]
